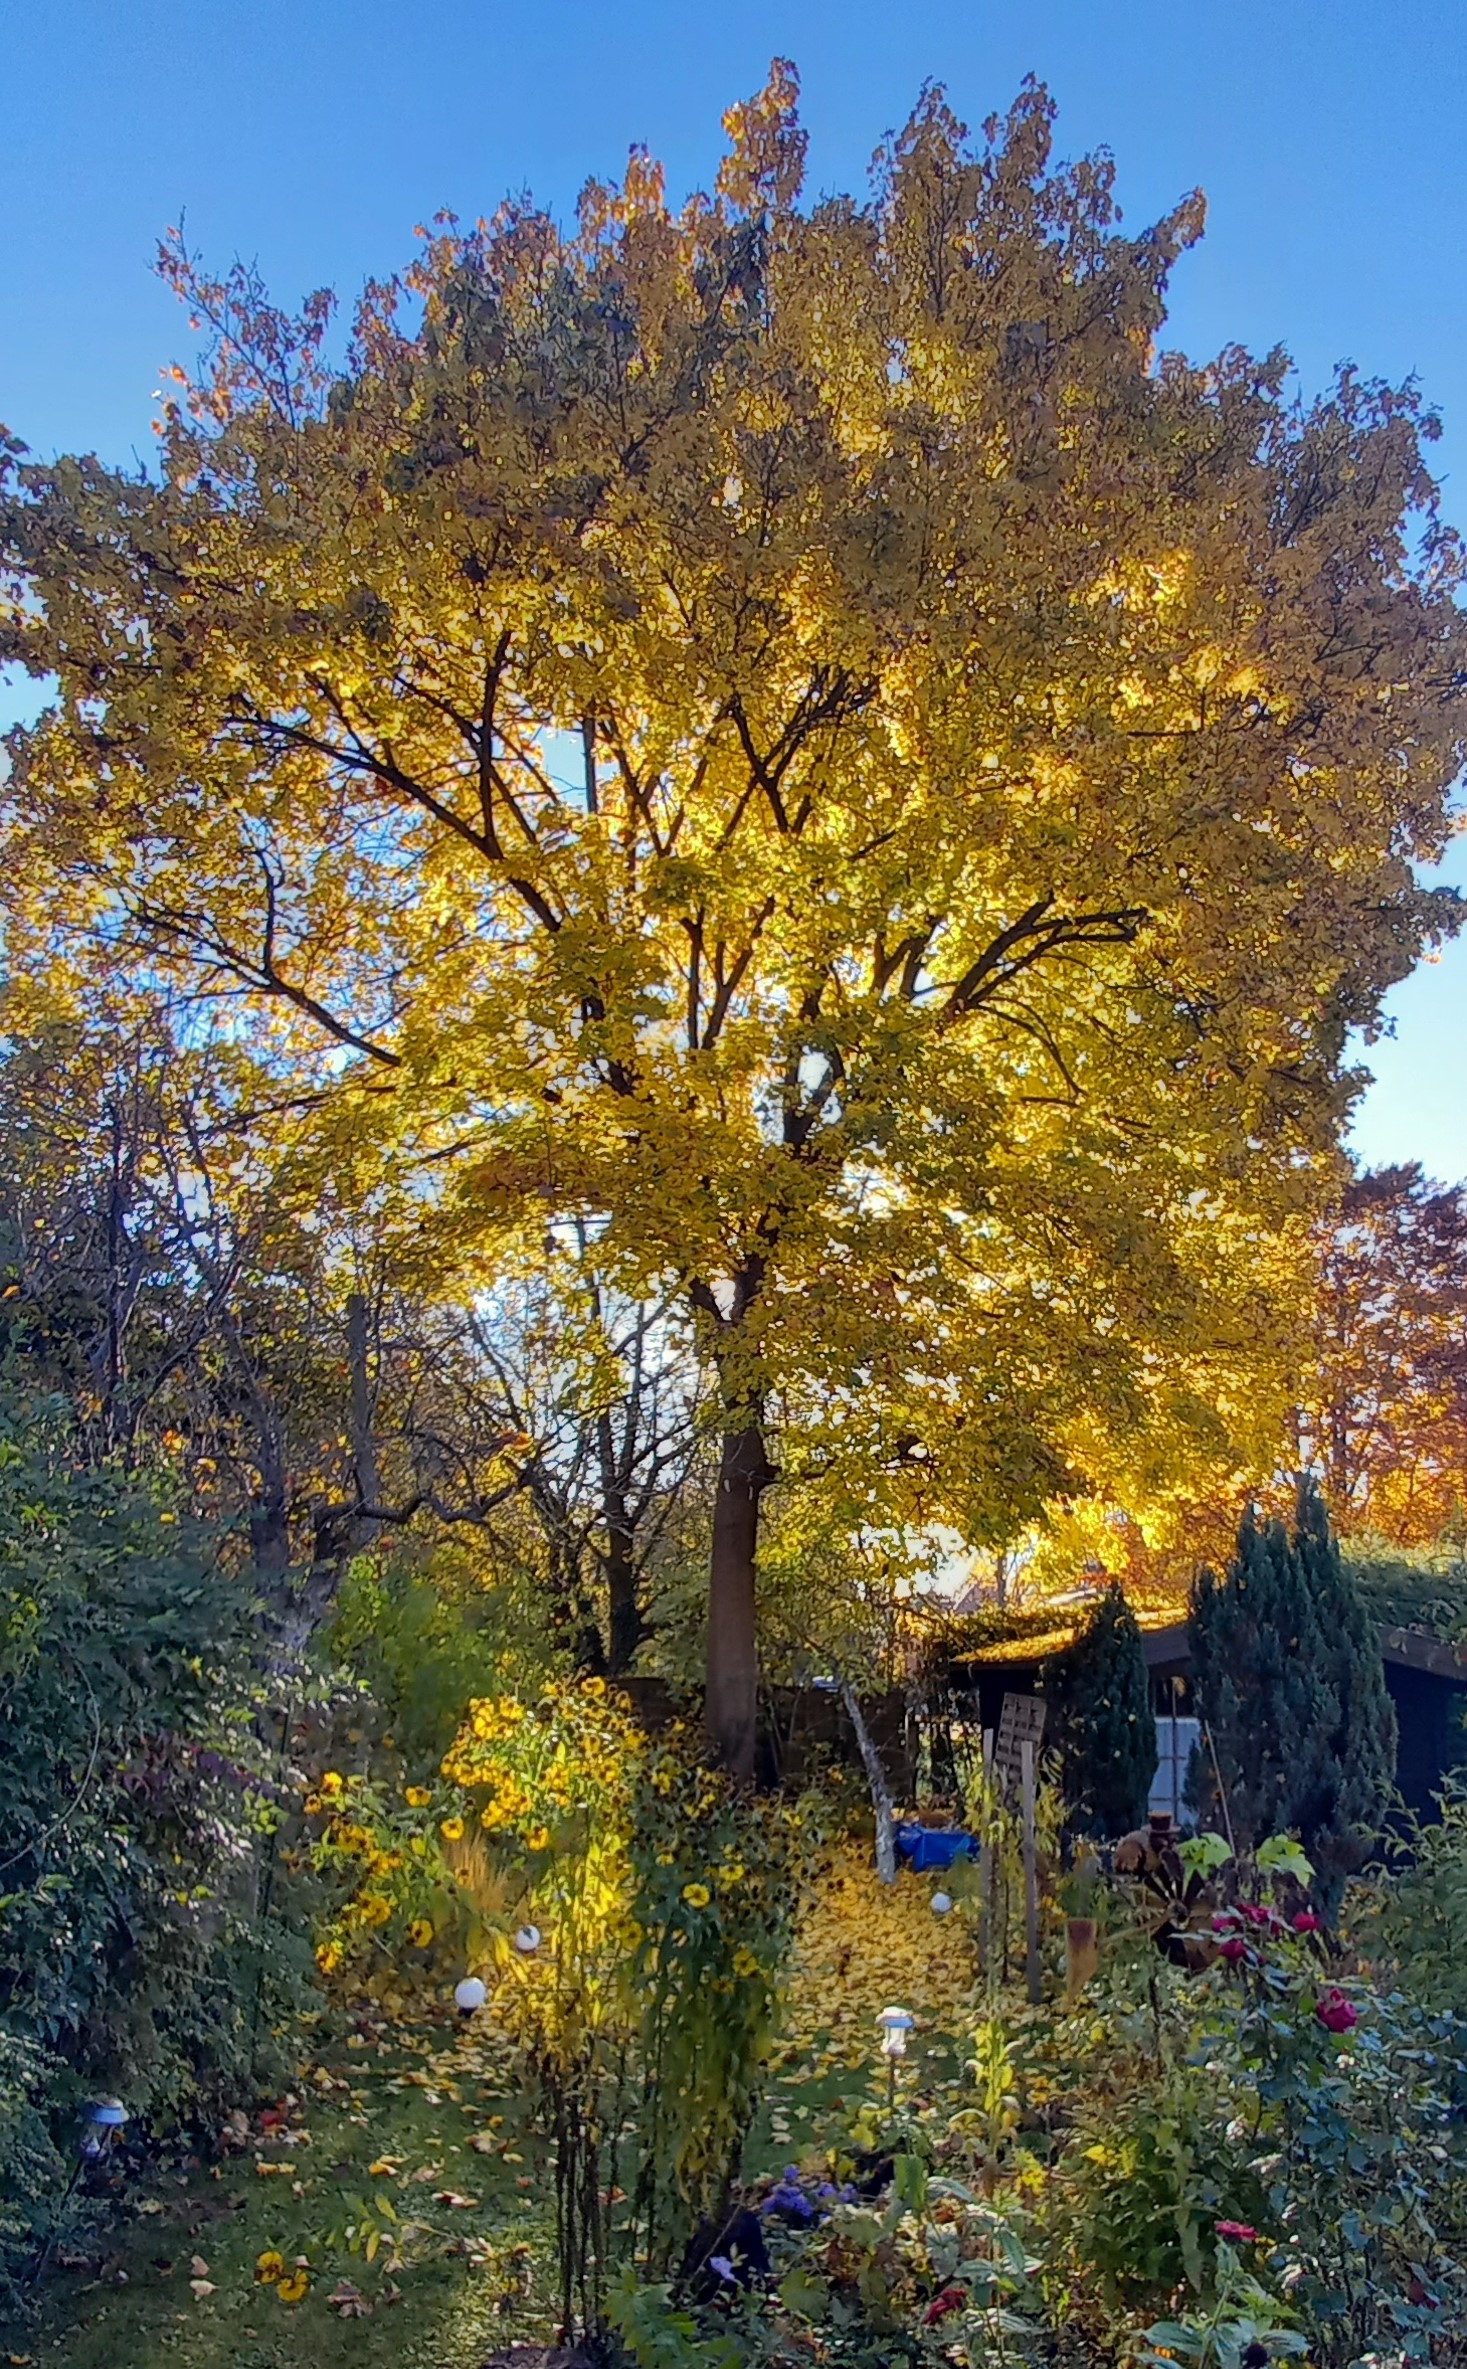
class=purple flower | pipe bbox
[709,2255,735,2283]
[764,2175,816,2223]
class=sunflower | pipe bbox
[439,1815,465,1842]
[682,1882,712,1910]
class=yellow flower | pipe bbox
[302,1793,322,1816]
[440,1815,465,1842]
[360,1894,391,1927]
[407,1917,434,1948]
[526,1826,550,1852]
[276,2268,309,2304]
[732,1947,760,1978]
[314,1940,343,1975]
[581,1675,606,1698]
[718,1861,745,1889]
[682,1882,711,1910]
[255,2249,285,2284]
[320,1772,343,1796]
[404,1786,432,1808]
[651,1766,675,1795]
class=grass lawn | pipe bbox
[22,1857,980,2366]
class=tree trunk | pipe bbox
[839,1679,897,1883]
[706,1421,773,1782]
[597,1406,642,1676]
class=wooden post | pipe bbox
[1020,1738,1041,2006]
[979,1729,995,1988]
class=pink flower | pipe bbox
[1291,1912,1321,1933]
[1315,1987,1359,2034]
[1240,1902,1272,1927]
[1212,1911,1239,1933]
[1219,1937,1248,1964]
[1215,2220,1258,2244]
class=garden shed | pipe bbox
[941,1604,1467,1823]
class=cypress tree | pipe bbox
[1044,1583,1157,1837]
[1189,1487,1396,1913]
[1293,1484,1397,1914]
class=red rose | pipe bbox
[1219,1937,1248,1964]
[1291,1911,1321,1933]
[922,2285,965,2326]
[1315,1987,1359,2034]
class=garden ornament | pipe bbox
[878,2006,915,2059]
[513,1923,542,1955]
[930,1890,953,1915]
[454,1975,488,2015]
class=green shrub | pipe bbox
[0,1380,313,2272]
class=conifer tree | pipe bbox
[1189,1487,1395,1911]
[1044,1582,1157,1837]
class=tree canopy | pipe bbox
[4,67,1464,1769]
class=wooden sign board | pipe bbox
[994,1691,1047,1801]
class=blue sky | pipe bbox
[2,0,1463,1177]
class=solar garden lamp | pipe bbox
[878,2007,914,2112]
[79,2096,128,2161]
[454,1975,487,2018]
[28,2098,130,2286]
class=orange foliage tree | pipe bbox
[1294,1163,1467,1542]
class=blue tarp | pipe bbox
[895,1824,977,1871]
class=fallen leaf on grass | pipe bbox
[190,2255,210,2278]
[189,2279,216,2299]
[469,2132,499,2153]
[433,2189,480,2208]
[327,2279,373,2318]
[367,2156,402,2177]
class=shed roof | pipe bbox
[958,1614,1467,1687]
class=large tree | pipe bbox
[3,71,1463,1773]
